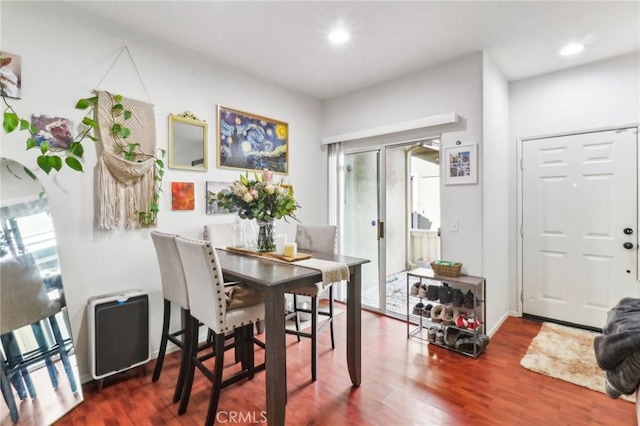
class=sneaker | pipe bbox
[412,302,425,315]
[427,326,437,342]
[454,312,469,329]
[418,284,428,298]
[422,303,433,317]
[426,285,439,301]
[435,330,445,345]
[467,316,482,330]
[410,281,421,296]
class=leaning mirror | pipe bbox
[168,112,208,170]
[0,158,83,423]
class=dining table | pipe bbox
[216,248,369,426]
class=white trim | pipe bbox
[321,112,460,145]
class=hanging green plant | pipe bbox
[2,91,95,174]
[1,54,165,227]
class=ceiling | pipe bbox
[65,1,640,100]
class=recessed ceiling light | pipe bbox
[329,29,349,44]
[560,43,585,56]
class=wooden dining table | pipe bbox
[216,248,369,426]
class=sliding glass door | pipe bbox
[343,150,381,309]
[340,142,440,316]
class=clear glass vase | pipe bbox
[256,219,275,252]
[242,219,257,249]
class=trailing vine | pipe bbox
[1,53,165,227]
[2,91,93,174]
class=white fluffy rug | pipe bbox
[520,322,634,403]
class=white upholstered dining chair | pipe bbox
[150,231,204,404]
[284,224,338,381]
[175,236,265,425]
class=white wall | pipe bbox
[481,53,511,332]
[510,53,640,139]
[509,52,640,313]
[1,1,323,381]
[323,53,485,284]
[323,53,484,278]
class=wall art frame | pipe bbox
[217,105,288,174]
[1,51,22,99]
[171,181,195,210]
[444,143,477,185]
[205,181,237,215]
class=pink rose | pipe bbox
[263,168,273,183]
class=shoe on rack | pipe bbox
[451,289,465,307]
[439,284,452,304]
[426,285,439,301]
[430,305,445,323]
[435,330,445,345]
[454,333,490,354]
[410,281,421,296]
[412,302,425,315]
[463,290,477,309]
[466,316,482,330]
[418,284,428,299]
[427,326,437,342]
[444,327,465,348]
[422,303,433,318]
[442,306,459,326]
[454,312,469,329]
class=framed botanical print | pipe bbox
[444,144,477,185]
[217,105,288,174]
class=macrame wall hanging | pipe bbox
[94,47,158,230]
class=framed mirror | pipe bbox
[168,112,208,171]
[0,158,83,423]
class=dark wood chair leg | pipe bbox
[311,296,318,382]
[293,294,301,342]
[245,325,255,379]
[205,333,226,426]
[151,299,171,382]
[153,299,171,382]
[178,316,199,415]
[329,287,335,350]
[234,327,244,362]
[172,308,191,403]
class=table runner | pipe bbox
[218,247,350,286]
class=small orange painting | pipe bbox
[172,181,195,210]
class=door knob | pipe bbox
[623,242,635,249]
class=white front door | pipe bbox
[522,128,638,328]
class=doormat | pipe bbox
[520,322,634,402]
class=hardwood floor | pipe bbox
[55,309,635,425]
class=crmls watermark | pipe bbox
[216,411,267,423]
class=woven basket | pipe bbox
[430,261,462,277]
